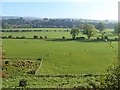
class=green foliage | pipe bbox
[104,63,120,89]
[70,28,79,39]
[96,22,105,32]
[20,36,26,39]
[83,24,97,39]
[8,35,13,39]
[33,35,38,39]
[79,24,85,30]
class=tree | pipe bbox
[70,28,79,39]
[96,22,105,32]
[83,24,96,40]
[79,24,85,30]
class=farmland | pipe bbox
[1,28,118,88]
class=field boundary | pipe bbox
[35,74,108,78]
[3,57,41,60]
[35,59,43,75]
[1,30,70,32]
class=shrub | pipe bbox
[16,36,20,39]
[80,37,85,40]
[37,58,43,60]
[115,38,118,40]
[97,37,101,40]
[27,70,36,74]
[20,36,26,39]
[44,36,47,39]
[62,36,65,40]
[19,79,27,86]
[40,36,43,39]
[4,61,9,64]
[76,37,85,40]
[8,35,13,39]
[33,35,38,39]
[76,37,80,40]
[2,36,7,39]
[104,64,120,89]
[104,36,108,40]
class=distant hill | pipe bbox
[1,16,41,20]
[1,16,117,29]
[1,16,117,22]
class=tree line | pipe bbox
[1,17,116,29]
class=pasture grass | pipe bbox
[2,39,118,74]
[2,30,118,88]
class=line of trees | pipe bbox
[1,35,47,39]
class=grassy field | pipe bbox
[2,29,118,88]
[2,34,118,74]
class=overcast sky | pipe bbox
[1,0,119,20]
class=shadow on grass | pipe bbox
[46,38,119,42]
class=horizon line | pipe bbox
[1,15,117,21]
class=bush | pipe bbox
[19,79,27,86]
[8,35,13,39]
[44,36,47,39]
[33,35,38,39]
[115,38,118,40]
[104,36,108,40]
[2,36,7,39]
[104,64,120,89]
[97,37,101,40]
[37,58,43,60]
[20,36,26,39]
[76,37,85,40]
[40,36,43,39]
[62,36,65,40]
[80,37,85,40]
[27,70,36,74]
[16,36,20,39]
[4,61,9,64]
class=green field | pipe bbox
[2,31,118,74]
[2,29,118,88]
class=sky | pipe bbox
[1,0,119,20]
